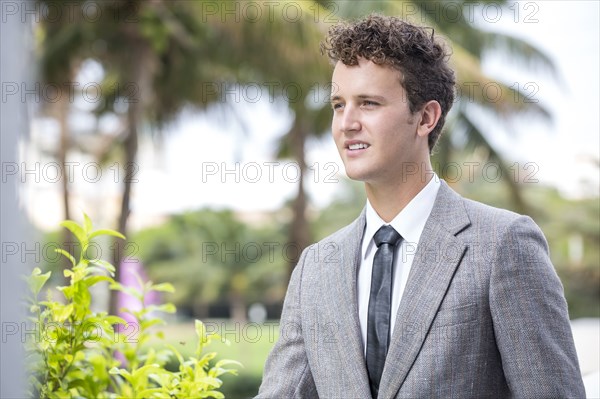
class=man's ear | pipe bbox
[417,100,442,138]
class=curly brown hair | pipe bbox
[321,14,455,153]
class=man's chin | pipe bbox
[344,168,369,182]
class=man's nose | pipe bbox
[340,105,361,133]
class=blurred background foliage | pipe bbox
[30,0,599,397]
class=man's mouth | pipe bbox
[348,143,370,150]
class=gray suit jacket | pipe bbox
[257,181,585,398]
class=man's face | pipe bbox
[331,58,429,187]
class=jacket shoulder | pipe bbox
[456,194,549,255]
[299,212,364,268]
[429,181,536,238]
[461,196,522,223]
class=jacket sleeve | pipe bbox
[490,215,586,398]
[256,246,318,399]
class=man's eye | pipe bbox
[331,103,343,110]
[363,100,378,107]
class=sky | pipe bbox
[139,1,599,217]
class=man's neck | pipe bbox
[365,168,435,223]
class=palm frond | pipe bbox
[480,31,559,80]
[455,110,527,212]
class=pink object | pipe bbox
[115,258,160,337]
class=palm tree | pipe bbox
[36,1,92,276]
[36,0,334,309]
[35,0,227,311]
[207,2,335,273]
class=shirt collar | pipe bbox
[362,175,441,259]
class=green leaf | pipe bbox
[52,389,72,399]
[109,281,143,301]
[73,288,92,314]
[198,352,217,366]
[55,249,77,268]
[131,363,162,381]
[83,275,113,288]
[89,259,116,274]
[60,220,87,247]
[103,315,127,325]
[28,268,51,296]
[150,282,175,293]
[215,359,243,369]
[85,266,112,277]
[88,229,126,241]
[54,303,74,322]
[83,212,93,235]
[140,318,164,330]
[195,320,206,339]
[57,284,74,300]
[146,303,176,314]
[109,367,129,377]
[198,377,222,387]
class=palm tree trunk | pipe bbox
[287,115,311,280]
[109,39,150,315]
[57,89,73,284]
[109,101,139,315]
[118,106,139,237]
[58,92,70,223]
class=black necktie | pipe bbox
[366,225,402,398]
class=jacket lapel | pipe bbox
[379,181,471,398]
[325,208,373,398]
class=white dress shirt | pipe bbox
[357,175,441,353]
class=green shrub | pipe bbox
[25,214,240,398]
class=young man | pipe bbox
[257,14,585,398]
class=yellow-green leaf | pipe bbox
[60,220,87,247]
[89,259,116,274]
[83,212,93,235]
[146,303,176,314]
[151,283,175,293]
[195,320,206,339]
[55,249,76,267]
[103,315,127,325]
[215,359,243,369]
[28,268,51,296]
[83,275,112,288]
[54,303,74,322]
[88,229,125,241]
[198,376,222,387]
[109,367,129,377]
